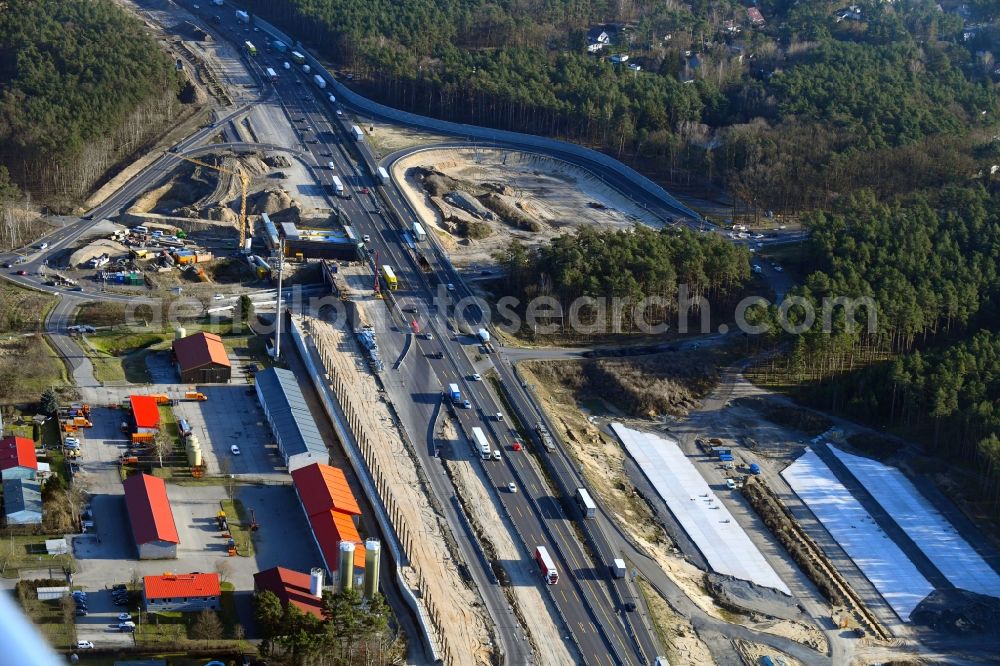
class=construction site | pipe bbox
[390,147,667,268]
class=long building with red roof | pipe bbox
[292,462,365,575]
[143,573,220,612]
[123,473,179,559]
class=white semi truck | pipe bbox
[471,427,491,460]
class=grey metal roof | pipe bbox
[255,367,326,459]
[3,478,42,516]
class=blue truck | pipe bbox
[448,383,461,404]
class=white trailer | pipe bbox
[377,166,390,184]
[575,487,597,519]
[412,222,426,243]
[351,125,364,141]
[472,427,491,460]
[312,74,326,89]
[331,175,344,196]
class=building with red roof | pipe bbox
[291,463,361,517]
[0,436,38,480]
[129,395,161,433]
[292,462,365,576]
[143,573,220,612]
[172,332,232,384]
[254,566,325,619]
[123,473,179,559]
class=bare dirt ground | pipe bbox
[636,578,715,665]
[303,313,493,665]
[391,147,664,267]
[355,119,452,158]
[440,415,576,665]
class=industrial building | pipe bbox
[2,478,42,525]
[172,331,232,383]
[0,436,38,480]
[254,566,326,619]
[292,462,365,577]
[123,473,179,559]
[274,221,362,261]
[255,368,328,471]
[143,573,221,612]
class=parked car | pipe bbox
[112,584,127,591]
[75,640,94,650]
[75,609,88,617]
[118,622,135,632]
[230,445,241,455]
[118,612,132,621]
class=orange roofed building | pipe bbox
[291,462,366,574]
[143,572,220,612]
[123,473,179,559]
[172,332,231,383]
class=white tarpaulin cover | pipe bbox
[831,446,1000,599]
[783,448,933,620]
[612,423,789,593]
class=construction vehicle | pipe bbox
[175,154,251,252]
[184,391,208,401]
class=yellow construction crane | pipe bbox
[174,153,251,251]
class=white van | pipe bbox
[133,225,148,234]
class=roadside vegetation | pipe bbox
[495,225,750,338]
[254,587,400,664]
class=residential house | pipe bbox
[3,478,42,525]
[0,436,38,480]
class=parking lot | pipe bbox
[172,385,283,477]
[65,388,322,647]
